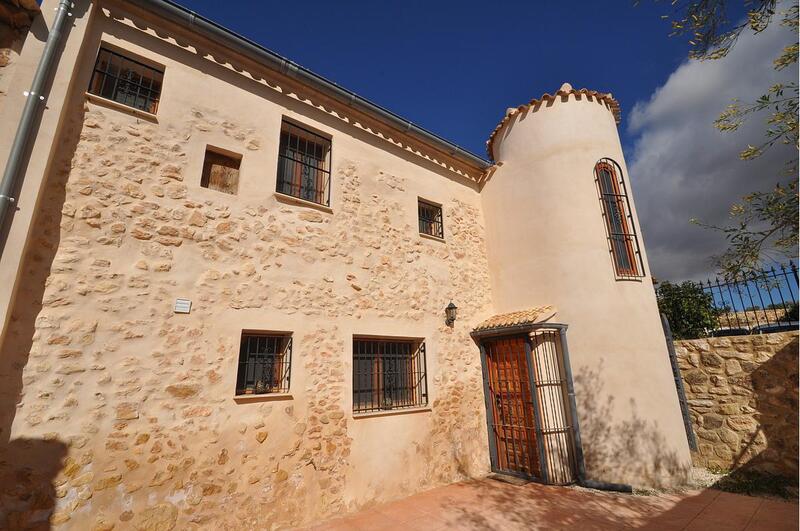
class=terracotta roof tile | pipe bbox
[473,305,557,332]
[485,82,621,161]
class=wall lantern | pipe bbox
[445,301,458,326]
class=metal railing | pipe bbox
[702,262,798,335]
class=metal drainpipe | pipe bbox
[0,0,73,239]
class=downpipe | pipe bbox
[0,0,73,242]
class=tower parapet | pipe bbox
[486,82,621,161]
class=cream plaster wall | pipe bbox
[481,95,693,486]
[0,3,493,529]
[0,0,696,528]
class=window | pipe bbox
[418,199,443,239]
[353,338,428,413]
[88,47,163,114]
[276,120,331,206]
[201,147,241,195]
[594,158,644,279]
[236,332,292,395]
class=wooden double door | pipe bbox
[481,336,542,478]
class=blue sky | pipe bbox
[176,0,792,280]
[175,0,702,156]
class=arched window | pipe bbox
[594,158,644,279]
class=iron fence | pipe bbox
[701,262,798,336]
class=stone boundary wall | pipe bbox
[675,331,798,477]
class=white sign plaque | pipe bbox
[174,298,192,314]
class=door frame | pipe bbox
[472,323,586,485]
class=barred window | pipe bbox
[236,332,292,395]
[276,121,331,206]
[418,199,443,239]
[88,47,163,114]
[594,158,644,279]
[353,338,428,413]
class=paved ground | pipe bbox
[303,477,799,530]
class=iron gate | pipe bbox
[479,326,582,485]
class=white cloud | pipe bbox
[627,19,797,281]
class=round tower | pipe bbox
[480,83,691,486]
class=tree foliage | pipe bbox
[656,280,719,339]
[646,0,799,279]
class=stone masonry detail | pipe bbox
[675,331,798,477]
[0,102,494,530]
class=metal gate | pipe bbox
[479,327,581,485]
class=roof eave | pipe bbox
[125,0,491,172]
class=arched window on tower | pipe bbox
[594,158,645,279]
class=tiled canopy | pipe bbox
[473,305,557,332]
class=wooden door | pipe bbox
[482,336,541,478]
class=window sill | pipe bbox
[233,393,293,404]
[274,192,333,214]
[85,92,159,123]
[353,406,431,419]
[419,232,445,243]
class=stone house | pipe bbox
[0,0,692,528]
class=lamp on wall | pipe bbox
[445,301,458,326]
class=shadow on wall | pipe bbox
[0,438,68,529]
[714,335,799,496]
[574,361,688,487]
[0,59,88,531]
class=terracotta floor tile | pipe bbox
[746,503,799,531]
[300,480,799,531]
[745,521,798,531]
[375,499,435,523]
[305,519,361,531]
[381,514,448,531]
[696,498,762,527]
[339,510,395,531]
[634,515,695,531]
[685,516,750,531]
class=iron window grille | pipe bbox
[594,158,645,279]
[236,332,292,395]
[88,47,163,114]
[276,121,332,206]
[353,338,428,413]
[418,199,444,239]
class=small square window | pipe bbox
[236,332,292,395]
[201,147,241,195]
[88,47,164,114]
[418,199,443,239]
[353,338,428,413]
[276,120,332,206]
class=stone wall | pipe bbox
[0,96,494,529]
[675,331,799,477]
